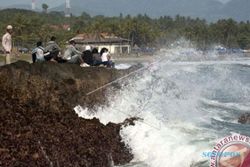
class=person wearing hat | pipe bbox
[2,25,13,64]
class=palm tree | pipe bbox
[42,3,49,13]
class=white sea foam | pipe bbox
[115,63,132,70]
[200,99,250,113]
[75,47,250,167]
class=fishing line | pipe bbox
[86,56,162,96]
[82,56,165,130]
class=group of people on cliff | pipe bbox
[2,25,114,68]
[32,37,115,68]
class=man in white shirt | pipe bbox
[2,25,13,65]
[31,41,50,62]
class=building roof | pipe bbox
[71,33,131,44]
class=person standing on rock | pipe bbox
[2,25,13,65]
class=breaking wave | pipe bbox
[75,46,250,167]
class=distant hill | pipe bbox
[6,4,31,10]
[1,0,250,21]
[5,4,42,12]
[222,0,250,21]
[51,0,223,20]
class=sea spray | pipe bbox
[76,47,250,167]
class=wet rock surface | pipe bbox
[0,61,134,167]
[238,113,250,124]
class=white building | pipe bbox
[71,33,131,54]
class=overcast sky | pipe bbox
[0,0,64,8]
[0,0,232,8]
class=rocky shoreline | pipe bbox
[0,61,136,167]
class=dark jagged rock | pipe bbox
[238,113,250,124]
[0,61,130,110]
[0,61,135,167]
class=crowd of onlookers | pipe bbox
[32,36,115,68]
[2,24,114,67]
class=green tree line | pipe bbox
[1,9,250,50]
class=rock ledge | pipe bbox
[0,61,134,167]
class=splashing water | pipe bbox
[75,47,250,167]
